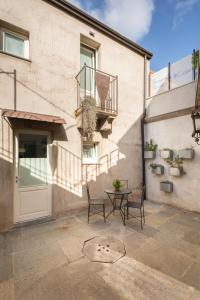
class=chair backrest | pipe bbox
[86,184,91,204]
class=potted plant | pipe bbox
[178,148,194,160]
[160,181,173,193]
[160,148,173,159]
[144,139,157,159]
[149,163,164,175]
[112,179,123,192]
[165,155,186,177]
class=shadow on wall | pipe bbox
[0,157,13,230]
[0,102,143,227]
[48,113,143,216]
[0,67,75,120]
[0,117,14,230]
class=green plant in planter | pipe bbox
[165,155,186,175]
[112,179,123,192]
[145,139,157,151]
[149,163,157,171]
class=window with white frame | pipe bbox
[82,143,97,164]
[0,27,29,59]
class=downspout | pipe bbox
[141,55,147,197]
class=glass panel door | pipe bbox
[80,45,95,94]
[18,134,48,188]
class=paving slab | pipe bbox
[0,201,200,299]
[0,254,13,283]
[0,279,15,300]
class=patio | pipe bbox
[1,201,200,300]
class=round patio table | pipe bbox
[105,188,132,225]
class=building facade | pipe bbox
[0,0,152,230]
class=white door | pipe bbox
[80,44,96,97]
[15,131,52,223]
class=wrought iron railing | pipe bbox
[76,65,118,114]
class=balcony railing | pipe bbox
[76,65,118,115]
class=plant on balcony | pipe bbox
[82,96,97,141]
[144,139,157,159]
[165,155,186,177]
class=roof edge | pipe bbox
[43,0,153,59]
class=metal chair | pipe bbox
[123,186,146,229]
[86,184,106,223]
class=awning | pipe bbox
[2,109,66,124]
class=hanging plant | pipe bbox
[82,96,97,141]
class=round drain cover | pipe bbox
[82,236,126,263]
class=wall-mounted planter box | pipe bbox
[160,150,173,159]
[154,165,164,175]
[178,149,194,160]
[169,167,183,177]
[160,181,173,193]
[144,151,156,159]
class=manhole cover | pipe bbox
[82,236,126,263]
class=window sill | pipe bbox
[0,50,31,62]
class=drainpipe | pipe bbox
[141,55,147,198]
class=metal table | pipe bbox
[105,188,132,225]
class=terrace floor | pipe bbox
[1,201,200,299]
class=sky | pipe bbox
[67,0,200,71]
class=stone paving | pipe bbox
[1,201,200,299]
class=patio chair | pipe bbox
[86,184,106,223]
[123,186,146,229]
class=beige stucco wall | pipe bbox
[145,82,200,212]
[0,0,146,229]
[146,81,196,118]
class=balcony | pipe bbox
[75,65,118,119]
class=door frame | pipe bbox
[14,129,52,223]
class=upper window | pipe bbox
[80,44,96,69]
[0,26,29,59]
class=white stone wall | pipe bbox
[145,82,200,212]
